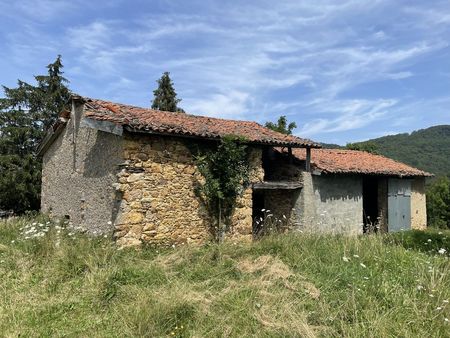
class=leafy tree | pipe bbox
[427,175,450,229]
[265,116,297,135]
[195,136,250,242]
[0,55,71,214]
[346,142,379,154]
[151,72,183,112]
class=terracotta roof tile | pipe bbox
[81,97,321,148]
[287,148,432,177]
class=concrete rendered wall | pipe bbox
[41,105,123,234]
[294,172,363,234]
[411,177,427,230]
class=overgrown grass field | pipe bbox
[0,216,449,337]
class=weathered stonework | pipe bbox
[41,101,428,244]
[114,134,264,247]
[411,177,427,230]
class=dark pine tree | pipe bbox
[151,72,183,112]
[0,55,71,213]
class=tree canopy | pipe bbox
[0,55,71,213]
[151,72,183,112]
[345,142,379,154]
[265,116,297,135]
[427,175,450,229]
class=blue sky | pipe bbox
[1,0,449,144]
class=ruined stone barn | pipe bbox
[267,148,432,234]
[38,95,321,246]
[38,96,431,245]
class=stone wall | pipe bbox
[411,177,427,230]
[41,104,123,234]
[294,173,363,234]
[114,133,264,247]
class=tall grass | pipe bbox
[0,216,449,337]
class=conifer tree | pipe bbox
[0,55,71,213]
[151,72,183,112]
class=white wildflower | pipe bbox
[363,277,369,280]
[443,300,449,303]
[261,209,266,212]
[429,294,435,298]
[282,215,287,219]
[107,221,112,225]
[353,254,360,258]
[10,240,15,244]
[438,248,447,255]
[342,256,350,262]
[360,263,366,268]
[436,307,442,311]
[445,318,449,322]
[428,239,432,242]
[416,285,424,291]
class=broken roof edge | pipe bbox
[37,94,322,157]
[36,114,69,157]
[80,95,322,149]
[312,168,434,178]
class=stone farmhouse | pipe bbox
[38,95,431,246]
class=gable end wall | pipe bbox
[41,112,123,234]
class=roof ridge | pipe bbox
[83,96,263,126]
[78,95,321,148]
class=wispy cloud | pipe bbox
[1,0,449,143]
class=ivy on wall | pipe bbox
[194,135,250,242]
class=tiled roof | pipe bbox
[287,148,432,177]
[81,97,321,148]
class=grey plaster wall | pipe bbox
[41,104,123,234]
[294,172,363,234]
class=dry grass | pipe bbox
[0,216,449,337]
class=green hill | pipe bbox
[321,125,450,176]
[365,125,450,176]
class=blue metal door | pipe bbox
[388,178,411,232]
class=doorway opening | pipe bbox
[252,190,265,236]
[362,177,379,233]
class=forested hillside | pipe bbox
[321,125,450,176]
[364,125,450,176]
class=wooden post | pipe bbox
[288,147,293,164]
[305,147,311,172]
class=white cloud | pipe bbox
[297,99,397,135]
[185,90,251,119]
[2,0,448,144]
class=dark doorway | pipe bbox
[252,190,265,236]
[362,177,379,233]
